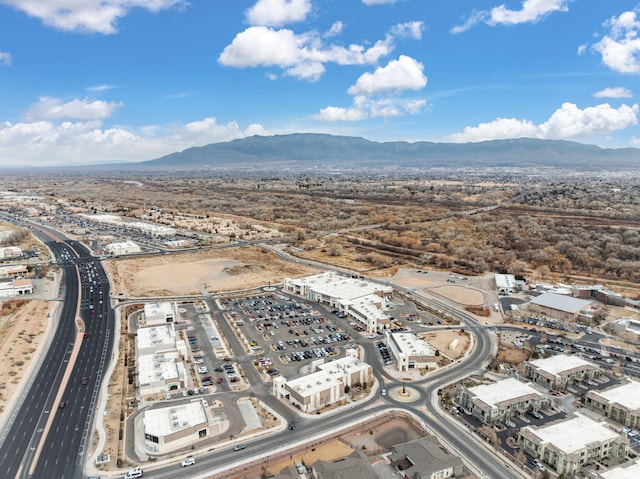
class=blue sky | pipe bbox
[1,0,639,167]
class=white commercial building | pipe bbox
[0,279,34,298]
[284,272,393,333]
[143,302,179,326]
[137,351,186,397]
[104,240,141,255]
[524,353,599,391]
[586,380,640,428]
[458,377,549,425]
[495,274,516,293]
[386,332,436,372]
[518,413,628,475]
[143,401,210,452]
[136,323,187,357]
[528,292,594,322]
[273,351,372,413]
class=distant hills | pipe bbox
[130,133,640,172]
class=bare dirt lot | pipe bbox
[104,247,320,297]
[0,299,54,417]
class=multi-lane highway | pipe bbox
[0,230,115,479]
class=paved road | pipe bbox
[0,227,115,479]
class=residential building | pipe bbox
[585,380,640,428]
[517,413,628,476]
[523,354,599,391]
[273,351,372,413]
[389,436,464,479]
[597,459,640,479]
[311,450,377,479]
[458,377,549,425]
[385,332,436,372]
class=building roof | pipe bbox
[138,351,183,384]
[287,355,370,398]
[495,274,516,289]
[389,332,435,357]
[312,450,376,479]
[468,377,543,409]
[390,436,463,478]
[136,324,177,351]
[600,459,640,479]
[144,401,208,438]
[589,380,640,412]
[144,302,174,318]
[525,413,619,454]
[290,272,391,301]
[529,292,592,314]
[528,353,595,376]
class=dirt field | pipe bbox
[0,299,54,417]
[421,330,470,361]
[104,247,320,297]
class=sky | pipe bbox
[1,0,640,167]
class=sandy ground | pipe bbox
[104,248,320,297]
[422,330,470,361]
[0,299,54,417]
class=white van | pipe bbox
[124,467,143,478]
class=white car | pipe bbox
[381,389,387,396]
[194,359,204,364]
[123,467,143,478]
[181,457,195,467]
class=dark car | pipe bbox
[81,377,88,385]
[288,421,295,430]
[59,401,66,409]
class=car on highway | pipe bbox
[181,457,195,467]
[59,401,66,409]
[233,444,246,451]
[81,377,88,385]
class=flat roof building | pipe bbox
[311,450,377,479]
[137,351,186,397]
[143,401,210,453]
[273,351,372,413]
[495,274,517,293]
[524,353,599,391]
[104,240,141,255]
[585,380,640,428]
[284,272,392,333]
[386,332,436,372]
[458,377,549,425]
[598,459,640,479]
[136,323,187,357]
[143,302,179,326]
[517,413,628,476]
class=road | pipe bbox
[0,227,115,479]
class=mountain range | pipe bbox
[134,134,639,172]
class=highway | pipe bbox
[0,229,115,479]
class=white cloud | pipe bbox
[391,21,424,40]
[348,55,426,95]
[446,102,639,142]
[218,26,394,81]
[324,21,344,38]
[593,87,633,99]
[0,51,12,66]
[0,116,267,167]
[314,56,427,121]
[0,0,187,34]
[632,136,640,146]
[24,97,122,121]
[86,84,116,92]
[245,0,311,27]
[452,0,570,33]
[592,8,640,74]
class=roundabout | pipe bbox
[387,383,423,404]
